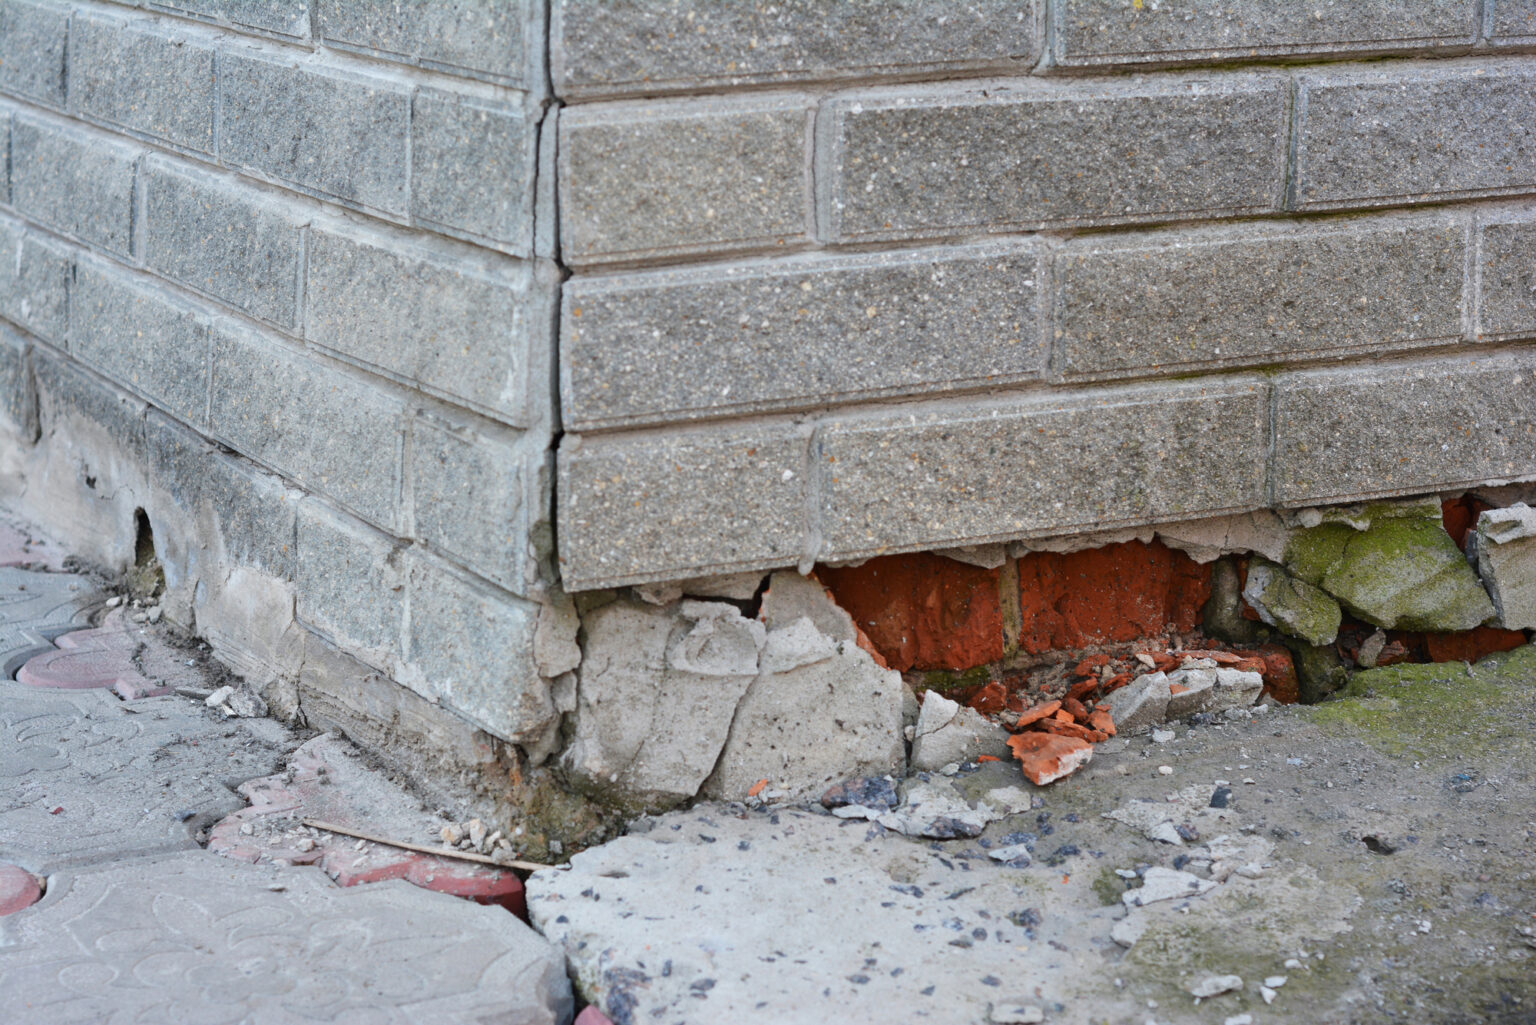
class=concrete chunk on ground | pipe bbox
[1105,671,1171,734]
[1242,556,1342,646]
[0,851,571,1025]
[704,617,904,799]
[1473,503,1536,630]
[909,692,1011,771]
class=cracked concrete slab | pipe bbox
[0,681,289,872]
[0,850,571,1025]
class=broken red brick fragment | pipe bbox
[1017,541,1212,654]
[818,553,1004,672]
[1007,731,1095,785]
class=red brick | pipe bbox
[0,864,41,916]
[1016,540,1211,655]
[818,553,1004,671]
[1424,626,1528,664]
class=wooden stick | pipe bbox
[301,818,558,872]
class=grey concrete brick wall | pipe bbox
[4,0,1536,771]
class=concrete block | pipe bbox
[1488,0,1536,43]
[1294,64,1536,210]
[1273,353,1536,506]
[564,599,763,811]
[558,424,808,590]
[219,52,410,216]
[1056,216,1466,379]
[68,11,216,153]
[553,0,1037,97]
[1054,0,1474,67]
[0,0,69,104]
[1474,504,1536,630]
[0,325,37,443]
[9,115,140,256]
[410,89,535,253]
[0,216,71,344]
[295,497,405,670]
[143,159,304,329]
[563,243,1043,430]
[1477,214,1536,341]
[826,76,1286,243]
[409,412,538,595]
[817,378,1269,560]
[559,96,812,266]
[305,225,544,426]
[145,412,297,580]
[403,551,553,745]
[319,0,529,83]
[209,320,403,529]
[69,258,210,425]
[147,0,309,38]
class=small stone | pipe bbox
[1188,974,1243,998]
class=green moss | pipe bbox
[1306,646,1536,760]
[1091,866,1124,907]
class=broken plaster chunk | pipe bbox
[1104,672,1170,734]
[1243,557,1342,647]
[1122,867,1217,907]
[1188,974,1244,999]
[909,693,1011,772]
[1473,503,1536,630]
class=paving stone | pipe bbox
[0,850,571,1025]
[0,566,99,676]
[0,681,287,872]
[208,734,525,916]
[0,863,40,916]
[17,607,205,700]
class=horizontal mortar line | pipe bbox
[0,87,536,262]
[563,336,1494,437]
[564,336,1536,445]
[66,0,537,100]
[0,207,539,438]
[14,328,544,604]
[550,38,1536,107]
[562,192,1536,281]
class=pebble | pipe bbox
[1188,975,1243,999]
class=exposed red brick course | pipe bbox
[1423,626,1528,664]
[818,553,1004,672]
[1016,540,1212,654]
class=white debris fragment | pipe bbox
[1188,975,1243,999]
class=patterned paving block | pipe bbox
[0,850,571,1025]
[0,682,289,872]
[17,607,204,700]
[0,864,41,916]
[0,568,100,677]
[209,734,525,917]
